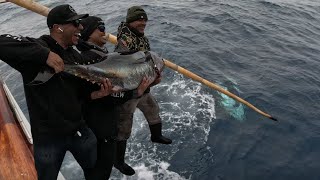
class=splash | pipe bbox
[111,72,216,179]
[217,77,245,121]
[219,92,245,121]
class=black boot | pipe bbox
[114,140,135,176]
[149,123,172,144]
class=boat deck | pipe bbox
[0,81,37,179]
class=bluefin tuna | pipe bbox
[30,51,164,91]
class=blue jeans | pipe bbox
[33,126,97,180]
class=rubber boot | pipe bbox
[149,123,172,144]
[114,140,135,176]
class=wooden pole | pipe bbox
[7,0,49,16]
[6,0,277,121]
[163,60,277,121]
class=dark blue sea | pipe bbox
[1,0,320,179]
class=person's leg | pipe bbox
[137,93,161,125]
[114,99,138,176]
[83,139,116,180]
[33,136,67,180]
[114,140,135,176]
[116,98,138,141]
[68,126,97,170]
[137,93,172,144]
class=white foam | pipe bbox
[110,72,216,179]
[111,162,188,180]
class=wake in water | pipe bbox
[60,71,216,180]
[112,71,216,179]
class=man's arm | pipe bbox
[114,38,130,53]
[134,77,153,97]
[0,34,49,67]
[0,34,64,81]
[90,79,113,100]
[46,51,64,73]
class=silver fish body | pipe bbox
[64,51,164,91]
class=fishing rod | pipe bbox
[4,0,277,121]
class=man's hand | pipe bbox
[91,79,117,99]
[150,74,162,86]
[136,77,153,97]
[46,51,64,73]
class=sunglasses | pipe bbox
[61,19,82,28]
[70,19,81,27]
[97,24,105,32]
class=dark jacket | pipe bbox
[82,87,118,140]
[76,40,108,63]
[114,22,151,93]
[77,41,138,104]
[114,22,150,52]
[0,34,92,138]
[77,41,137,140]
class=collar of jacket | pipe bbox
[86,41,108,53]
[76,40,108,54]
[122,22,145,37]
[39,35,74,52]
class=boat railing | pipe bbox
[3,82,33,144]
[1,80,66,180]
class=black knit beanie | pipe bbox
[80,16,104,41]
[126,6,148,23]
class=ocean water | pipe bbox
[1,0,320,180]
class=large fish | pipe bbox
[31,51,164,91]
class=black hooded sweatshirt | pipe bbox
[76,41,140,140]
[0,34,92,139]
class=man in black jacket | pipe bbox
[0,5,114,180]
[77,16,152,179]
